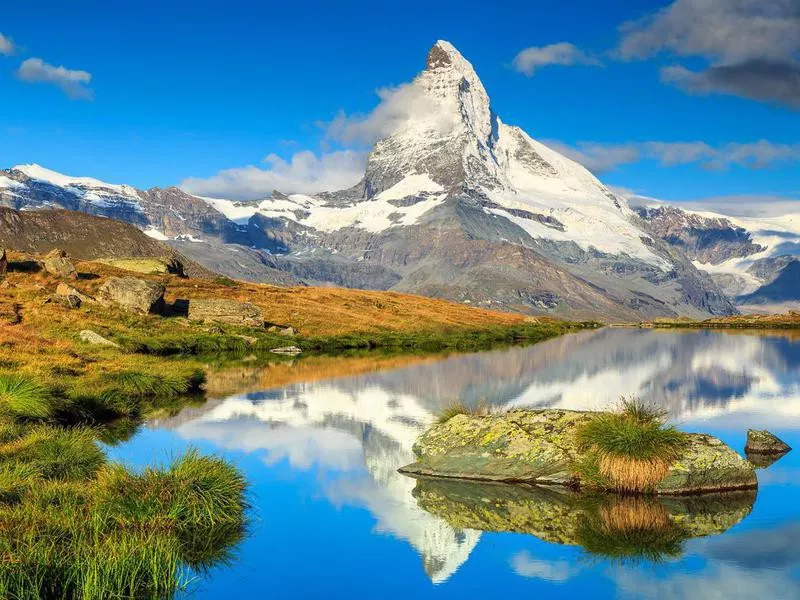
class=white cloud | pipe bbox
[510,552,580,582]
[16,58,93,100]
[0,33,16,56]
[512,42,602,76]
[546,139,800,173]
[181,150,367,200]
[617,0,800,108]
[544,140,641,173]
[323,81,459,146]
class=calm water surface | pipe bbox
[109,328,800,599]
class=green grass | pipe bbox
[576,397,687,463]
[0,437,247,599]
[0,375,52,419]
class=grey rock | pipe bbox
[745,429,791,455]
[187,298,264,328]
[79,329,120,348]
[42,248,77,279]
[98,277,165,314]
[278,326,296,337]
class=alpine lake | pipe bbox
[108,327,800,599]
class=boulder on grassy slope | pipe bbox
[43,249,77,279]
[56,283,95,303]
[0,248,6,277]
[399,409,757,495]
[98,277,165,314]
[187,298,264,328]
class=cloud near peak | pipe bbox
[512,42,602,76]
[16,58,94,100]
[547,139,800,174]
[180,150,366,200]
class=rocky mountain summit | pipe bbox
[0,41,766,320]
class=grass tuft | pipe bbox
[436,400,500,424]
[0,375,52,420]
[575,396,689,492]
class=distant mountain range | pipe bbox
[1,41,797,319]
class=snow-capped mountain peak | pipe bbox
[13,163,141,202]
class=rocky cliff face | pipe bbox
[0,207,213,278]
[634,203,800,304]
[0,41,745,320]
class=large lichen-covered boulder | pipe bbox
[98,277,165,314]
[187,298,264,328]
[399,409,757,495]
[42,248,77,279]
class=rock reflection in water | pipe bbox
[410,477,756,564]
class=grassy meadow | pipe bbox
[0,250,588,596]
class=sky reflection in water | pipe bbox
[108,328,800,599]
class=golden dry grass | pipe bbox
[204,353,447,397]
[597,454,672,493]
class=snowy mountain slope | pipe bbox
[635,202,800,301]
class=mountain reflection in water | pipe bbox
[113,328,800,596]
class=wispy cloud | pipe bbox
[512,42,602,76]
[16,58,94,100]
[322,81,459,146]
[616,0,800,109]
[0,33,16,56]
[546,139,800,173]
[181,150,366,199]
[625,193,800,218]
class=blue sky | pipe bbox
[0,0,798,208]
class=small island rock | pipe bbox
[745,429,791,455]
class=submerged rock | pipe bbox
[410,477,756,559]
[270,345,302,355]
[188,298,264,328]
[745,429,791,455]
[399,409,757,495]
[98,277,166,314]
